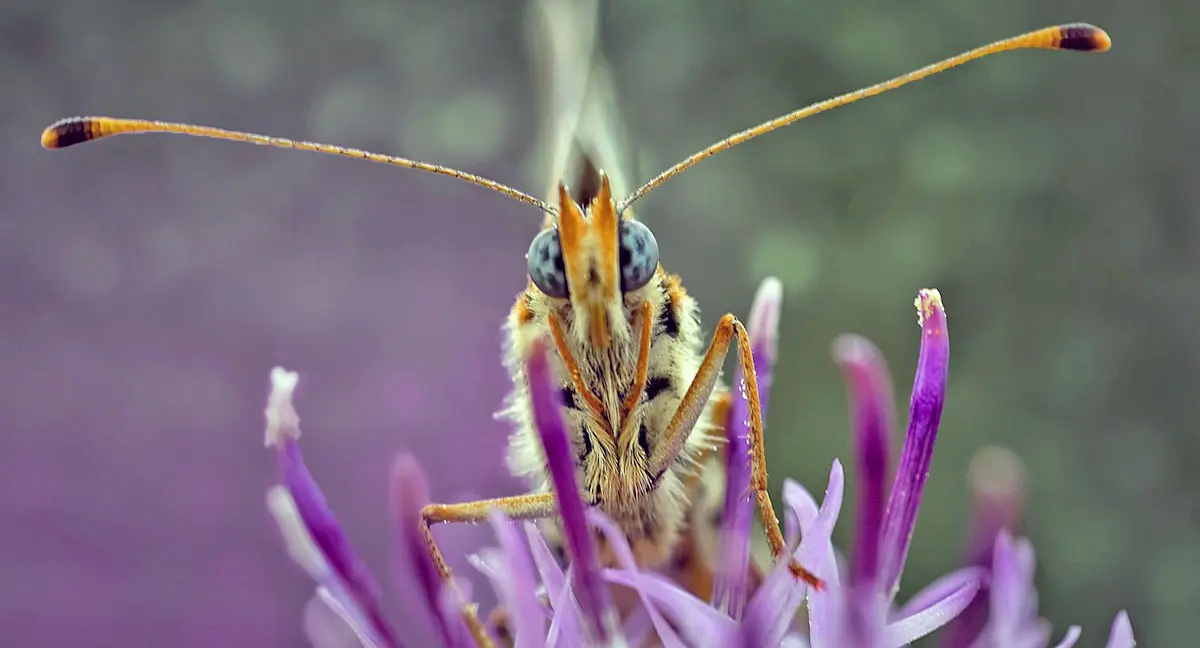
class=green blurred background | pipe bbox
[4,0,1193,645]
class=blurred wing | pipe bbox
[526,0,637,223]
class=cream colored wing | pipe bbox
[526,0,636,215]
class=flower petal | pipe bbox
[988,531,1030,632]
[1105,610,1136,648]
[941,447,1027,648]
[603,569,723,648]
[879,289,950,600]
[268,488,392,648]
[1051,626,1082,648]
[897,567,988,620]
[268,369,383,608]
[524,523,582,644]
[588,508,687,647]
[390,454,471,648]
[782,479,818,550]
[714,277,784,619]
[525,338,617,641]
[303,586,380,648]
[884,571,981,646]
[263,368,398,648]
[486,509,547,648]
[792,461,846,647]
[832,334,895,590]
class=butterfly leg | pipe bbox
[649,313,822,588]
[420,492,559,647]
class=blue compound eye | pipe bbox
[618,219,659,292]
[527,228,569,298]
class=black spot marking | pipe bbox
[559,387,576,410]
[578,429,593,463]
[637,422,651,455]
[645,376,671,402]
[649,468,667,489]
[658,298,680,338]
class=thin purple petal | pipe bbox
[523,523,583,643]
[988,530,1028,631]
[942,446,1027,648]
[896,567,988,620]
[884,573,981,647]
[714,277,784,619]
[880,289,950,600]
[832,334,895,590]
[264,368,399,648]
[280,440,383,604]
[603,569,719,648]
[525,339,616,641]
[588,508,686,646]
[268,488,390,648]
[1105,610,1135,648]
[486,509,546,648]
[784,461,842,648]
[390,454,471,648]
[783,479,819,549]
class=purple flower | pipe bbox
[800,289,984,647]
[256,283,1134,648]
[942,447,1137,648]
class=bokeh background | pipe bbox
[2,0,1194,645]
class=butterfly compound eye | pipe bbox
[527,228,569,298]
[618,219,659,292]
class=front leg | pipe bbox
[420,492,559,647]
[648,313,823,589]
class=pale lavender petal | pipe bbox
[880,289,950,600]
[897,567,988,620]
[832,334,895,590]
[988,531,1028,630]
[264,368,399,648]
[883,573,981,647]
[266,369,383,608]
[390,454,471,648]
[781,635,812,648]
[1051,626,1082,648]
[268,488,391,648]
[466,548,502,584]
[846,587,887,648]
[621,606,654,647]
[942,447,1027,648]
[714,277,783,619]
[783,479,818,550]
[1105,610,1136,648]
[603,569,721,647]
[546,565,584,648]
[486,509,546,648]
[524,523,582,643]
[783,461,843,648]
[303,587,378,648]
[525,339,616,641]
[587,508,687,646]
[279,440,383,603]
[973,531,1050,648]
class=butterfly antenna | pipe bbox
[618,23,1110,213]
[40,117,555,214]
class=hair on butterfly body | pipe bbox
[39,0,1111,642]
